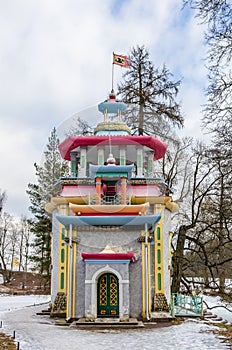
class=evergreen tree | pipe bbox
[118,45,183,136]
[27,127,69,276]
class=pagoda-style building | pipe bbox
[45,92,178,322]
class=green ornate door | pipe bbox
[97,273,119,317]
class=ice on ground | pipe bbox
[0,295,229,350]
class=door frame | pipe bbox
[85,265,130,320]
[97,272,119,317]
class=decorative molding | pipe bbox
[94,121,131,135]
[137,235,153,243]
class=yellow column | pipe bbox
[141,230,151,319]
[66,228,77,319]
[66,225,78,320]
[154,204,165,294]
[67,238,71,317]
[148,242,151,313]
[142,241,145,317]
[58,205,68,294]
[72,240,77,318]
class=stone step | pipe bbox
[36,309,51,316]
[203,312,230,325]
[204,313,214,317]
[36,311,51,315]
[70,318,144,329]
[214,316,223,321]
[204,314,218,319]
[150,312,174,322]
[150,317,173,322]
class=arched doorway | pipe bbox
[97,273,119,317]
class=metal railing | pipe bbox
[170,293,203,317]
[89,195,131,205]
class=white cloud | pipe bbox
[0,0,208,216]
[0,121,41,216]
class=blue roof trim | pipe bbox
[89,164,134,179]
[98,101,127,114]
[84,260,131,264]
[56,214,161,230]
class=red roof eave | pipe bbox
[59,135,167,161]
[81,251,135,262]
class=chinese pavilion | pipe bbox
[45,92,178,322]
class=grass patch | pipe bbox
[211,323,232,346]
[0,332,17,350]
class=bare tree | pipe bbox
[171,144,221,293]
[18,216,32,273]
[171,144,232,294]
[0,213,14,283]
[180,0,232,296]
[9,224,18,273]
[185,0,232,151]
[157,137,193,200]
[64,116,93,137]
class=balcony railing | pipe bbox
[89,194,131,205]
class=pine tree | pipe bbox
[27,127,69,277]
[118,45,183,136]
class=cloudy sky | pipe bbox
[0,0,208,217]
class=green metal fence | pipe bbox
[170,293,203,317]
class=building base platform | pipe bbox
[68,318,144,329]
[54,316,175,329]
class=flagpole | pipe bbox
[112,53,114,93]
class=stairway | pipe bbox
[204,310,232,325]
[106,185,116,196]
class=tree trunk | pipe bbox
[19,228,24,272]
[204,266,210,288]
[171,225,187,293]
[218,169,225,294]
[0,255,11,284]
[138,104,144,135]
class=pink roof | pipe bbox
[59,135,167,161]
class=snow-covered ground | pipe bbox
[204,295,232,323]
[0,295,230,350]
